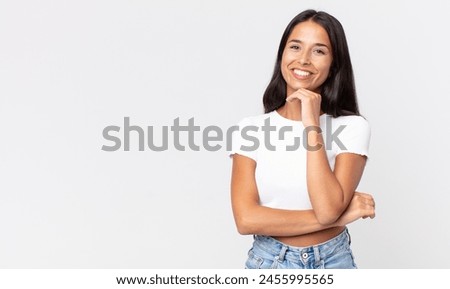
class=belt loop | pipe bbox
[313,246,321,264]
[277,245,288,262]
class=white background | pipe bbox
[1,0,449,268]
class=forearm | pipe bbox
[306,130,347,223]
[234,204,335,236]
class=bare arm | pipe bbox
[231,153,374,236]
[287,88,369,225]
[306,133,367,225]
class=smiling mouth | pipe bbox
[293,69,312,77]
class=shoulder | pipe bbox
[327,114,370,135]
[324,114,371,157]
[229,113,270,162]
[330,114,369,127]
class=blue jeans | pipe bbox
[245,228,357,269]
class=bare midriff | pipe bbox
[274,226,345,247]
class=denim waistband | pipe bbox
[252,228,351,265]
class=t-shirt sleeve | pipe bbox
[228,117,258,162]
[334,116,371,158]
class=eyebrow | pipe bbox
[288,39,330,49]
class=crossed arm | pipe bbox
[230,153,375,236]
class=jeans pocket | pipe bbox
[245,249,264,269]
[322,245,357,269]
[245,248,279,269]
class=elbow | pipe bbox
[236,225,252,235]
[234,215,257,235]
[316,215,338,226]
[311,189,346,225]
[314,209,341,226]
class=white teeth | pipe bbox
[294,69,311,77]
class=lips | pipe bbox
[293,69,312,77]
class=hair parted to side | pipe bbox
[263,9,359,117]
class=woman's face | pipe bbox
[281,20,333,95]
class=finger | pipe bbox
[294,89,315,101]
[362,205,375,218]
[296,88,321,101]
[298,87,314,93]
[286,93,300,102]
[286,88,320,102]
[369,209,376,219]
[365,199,375,206]
[297,87,318,95]
[355,191,373,198]
[359,195,375,206]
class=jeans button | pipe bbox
[302,252,308,259]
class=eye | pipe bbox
[290,45,300,50]
[314,49,325,55]
[313,48,327,55]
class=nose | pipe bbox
[298,50,311,65]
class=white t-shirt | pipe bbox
[228,110,371,210]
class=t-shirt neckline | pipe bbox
[272,109,328,124]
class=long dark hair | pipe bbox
[263,10,359,117]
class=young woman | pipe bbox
[229,10,375,269]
